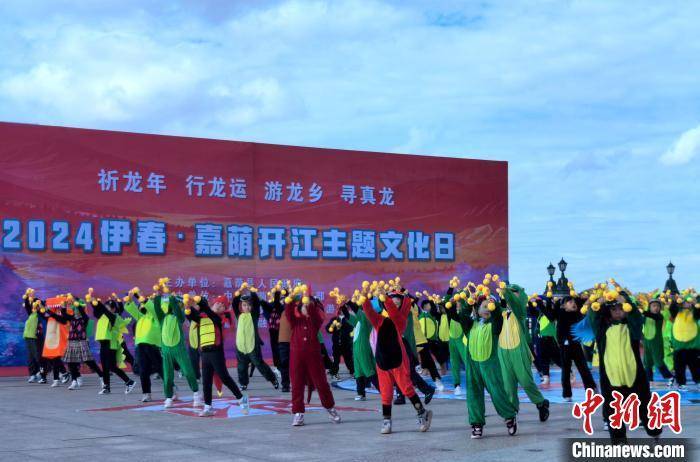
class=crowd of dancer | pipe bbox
[19,274,700,440]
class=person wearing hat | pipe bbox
[284,288,341,426]
[669,292,700,390]
[452,293,518,439]
[232,289,280,391]
[641,294,673,382]
[124,289,164,402]
[583,285,662,442]
[540,295,597,401]
[185,295,249,417]
[361,290,433,435]
[498,284,550,422]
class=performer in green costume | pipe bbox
[585,287,662,442]
[641,294,673,381]
[668,293,700,389]
[344,301,379,400]
[124,289,164,402]
[451,294,518,439]
[152,293,201,408]
[498,284,550,422]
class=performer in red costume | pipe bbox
[362,290,433,434]
[285,287,341,427]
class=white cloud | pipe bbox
[1,0,700,290]
[660,124,700,165]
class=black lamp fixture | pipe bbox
[666,261,675,276]
[547,263,556,278]
[664,261,679,294]
[554,258,570,296]
[558,258,568,274]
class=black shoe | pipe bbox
[424,388,435,405]
[506,417,517,436]
[471,425,483,439]
[282,386,290,393]
[537,399,550,422]
[241,385,247,391]
[393,395,406,405]
[273,379,280,390]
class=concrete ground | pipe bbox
[0,370,697,462]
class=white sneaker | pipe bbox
[141,393,152,403]
[178,371,183,379]
[541,375,550,385]
[98,387,110,395]
[453,385,462,395]
[327,407,341,423]
[355,395,366,401]
[415,365,423,374]
[164,397,175,408]
[99,378,104,389]
[381,419,392,434]
[239,394,250,415]
[678,385,688,392]
[193,392,203,408]
[418,409,433,432]
[198,405,215,417]
[60,372,70,384]
[435,379,445,392]
[27,374,37,383]
[273,367,282,384]
[125,380,136,394]
[563,396,572,402]
[76,376,83,387]
[51,379,60,388]
[292,412,305,426]
[68,380,80,390]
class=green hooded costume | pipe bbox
[451,297,517,426]
[153,295,198,398]
[498,284,546,410]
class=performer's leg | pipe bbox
[572,344,597,390]
[465,357,486,426]
[290,355,306,414]
[236,350,251,387]
[308,354,335,409]
[208,349,243,399]
[561,344,573,398]
[161,347,175,398]
[173,345,198,392]
[279,342,291,390]
[249,345,277,385]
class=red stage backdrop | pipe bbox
[0,122,508,368]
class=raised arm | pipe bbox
[362,298,382,329]
[491,298,505,336]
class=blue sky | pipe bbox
[1,0,699,293]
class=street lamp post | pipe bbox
[555,258,569,296]
[544,263,556,294]
[664,261,679,294]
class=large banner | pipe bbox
[0,122,508,367]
